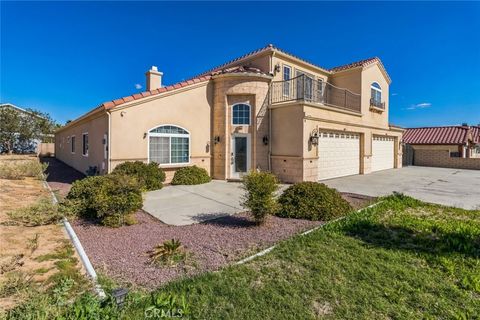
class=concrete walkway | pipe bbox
[143,181,246,226]
[322,166,480,210]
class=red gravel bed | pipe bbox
[72,211,322,288]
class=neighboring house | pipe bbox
[55,44,403,182]
[0,103,53,154]
[403,125,480,170]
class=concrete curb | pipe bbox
[235,200,384,265]
[42,178,106,299]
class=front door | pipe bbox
[231,134,250,179]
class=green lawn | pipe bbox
[5,195,480,319]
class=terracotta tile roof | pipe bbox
[403,126,470,145]
[329,57,379,72]
[471,126,480,143]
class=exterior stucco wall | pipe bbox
[55,113,108,175]
[109,83,213,182]
[360,64,390,128]
[211,74,271,179]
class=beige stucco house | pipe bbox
[55,44,403,183]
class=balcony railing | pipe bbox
[270,74,361,113]
[370,98,385,110]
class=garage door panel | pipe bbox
[372,136,394,172]
[318,132,360,180]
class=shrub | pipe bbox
[0,160,48,180]
[112,161,165,191]
[148,239,186,266]
[7,197,74,226]
[241,171,279,224]
[277,182,352,221]
[171,166,211,185]
[67,174,142,227]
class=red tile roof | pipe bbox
[471,126,480,143]
[329,57,379,72]
[403,126,471,145]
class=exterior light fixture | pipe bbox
[262,135,269,145]
[310,133,319,146]
[274,64,281,73]
[112,287,129,308]
[214,136,221,144]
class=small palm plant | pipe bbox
[148,239,185,266]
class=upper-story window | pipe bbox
[149,125,189,165]
[283,65,291,96]
[371,82,382,104]
[232,103,251,125]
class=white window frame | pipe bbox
[147,124,191,166]
[371,82,382,103]
[70,135,76,154]
[82,132,89,157]
[231,103,251,126]
[282,65,291,97]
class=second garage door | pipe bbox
[318,132,360,180]
[372,136,395,172]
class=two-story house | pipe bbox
[55,44,403,182]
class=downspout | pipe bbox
[268,51,276,171]
[107,110,112,173]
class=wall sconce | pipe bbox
[120,111,126,117]
[262,135,269,145]
[213,136,221,144]
[310,133,319,146]
[143,132,147,139]
[274,64,281,73]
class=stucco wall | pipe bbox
[55,113,108,175]
[108,83,213,182]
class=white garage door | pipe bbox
[318,132,360,180]
[372,136,395,172]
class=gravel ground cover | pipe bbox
[45,158,375,288]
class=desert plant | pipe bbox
[277,182,352,221]
[241,171,279,224]
[0,271,33,298]
[171,166,211,185]
[148,239,186,266]
[112,161,166,191]
[26,234,40,253]
[66,174,142,227]
[7,197,73,226]
[0,160,48,180]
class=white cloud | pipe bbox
[134,83,142,90]
[406,102,432,110]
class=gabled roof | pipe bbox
[471,126,480,143]
[403,126,471,145]
[329,56,392,84]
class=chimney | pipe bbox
[145,66,163,91]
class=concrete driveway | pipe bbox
[323,166,480,210]
[143,181,245,226]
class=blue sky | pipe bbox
[1,1,479,127]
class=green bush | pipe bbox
[66,174,142,227]
[171,166,211,185]
[112,161,165,191]
[277,182,352,221]
[241,171,279,224]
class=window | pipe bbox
[71,136,76,153]
[82,133,88,156]
[283,65,291,96]
[232,103,251,125]
[149,125,189,165]
[371,82,382,106]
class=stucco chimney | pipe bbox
[145,66,163,91]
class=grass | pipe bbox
[4,194,480,319]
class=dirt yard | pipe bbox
[0,155,83,310]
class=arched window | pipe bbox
[232,103,251,125]
[148,125,189,164]
[371,82,382,105]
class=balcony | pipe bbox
[370,98,385,111]
[269,74,361,113]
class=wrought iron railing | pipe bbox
[270,74,361,113]
[370,98,385,109]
